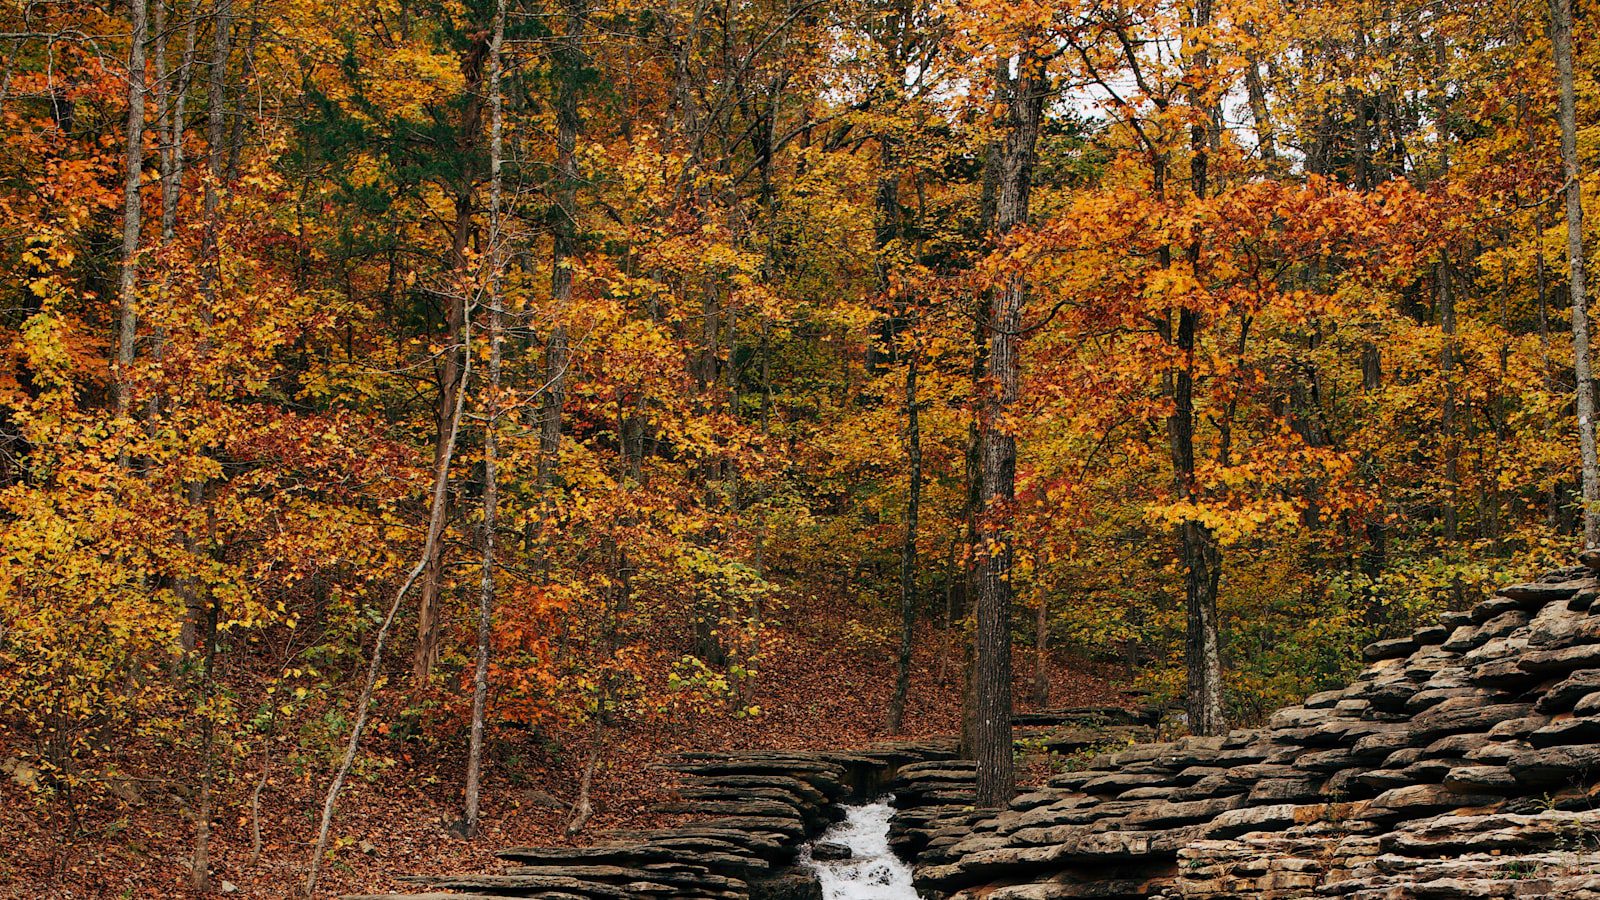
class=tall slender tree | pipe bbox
[974,47,1045,808]
[537,0,588,536]
[1177,0,1225,737]
[188,2,233,887]
[463,0,508,838]
[1548,0,1599,548]
[115,0,147,419]
[414,25,493,689]
[889,326,922,733]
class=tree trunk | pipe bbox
[888,348,920,733]
[1243,54,1276,163]
[1440,255,1459,541]
[975,276,1019,806]
[198,0,230,287]
[412,206,471,688]
[875,125,919,734]
[974,50,1044,809]
[958,313,984,759]
[1170,306,1224,735]
[307,293,474,899]
[148,0,198,437]
[534,0,587,561]
[962,77,1006,759]
[463,0,506,838]
[187,3,231,886]
[938,542,957,688]
[414,36,490,689]
[1537,222,1564,528]
[115,0,147,419]
[1176,0,1226,737]
[157,0,200,246]
[1181,516,1224,734]
[1361,341,1382,392]
[564,719,604,836]
[1031,589,1049,708]
[1549,0,1600,547]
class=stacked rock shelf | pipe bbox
[351,565,1600,899]
[887,705,1161,865]
[914,565,1600,899]
[346,742,957,900]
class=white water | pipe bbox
[801,798,920,899]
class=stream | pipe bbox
[801,798,920,899]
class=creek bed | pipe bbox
[801,798,919,899]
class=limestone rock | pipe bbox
[1537,653,1600,696]
[1442,766,1519,794]
[1508,744,1600,785]
[1574,691,1600,716]
[1528,716,1600,748]
[750,872,822,900]
[1363,637,1416,661]
[1499,579,1591,607]
[808,841,850,861]
[358,565,1600,900]
[1520,643,1600,674]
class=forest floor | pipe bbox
[0,594,1127,899]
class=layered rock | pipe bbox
[345,742,955,900]
[914,566,1600,899]
[348,567,1600,899]
[886,705,1161,864]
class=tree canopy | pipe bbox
[2,0,1598,892]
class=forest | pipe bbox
[2,0,1598,894]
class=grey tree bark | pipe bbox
[1440,255,1460,541]
[888,342,921,733]
[974,50,1044,808]
[307,293,474,899]
[189,0,231,886]
[1032,588,1049,708]
[198,0,230,279]
[1243,54,1275,163]
[155,0,200,246]
[463,0,506,838]
[1548,0,1599,548]
[414,33,490,689]
[1177,0,1225,737]
[537,0,588,530]
[115,0,147,419]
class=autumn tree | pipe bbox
[1547,0,1599,547]
[8,0,1600,894]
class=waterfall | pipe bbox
[802,798,919,899]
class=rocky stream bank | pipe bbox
[352,564,1600,898]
